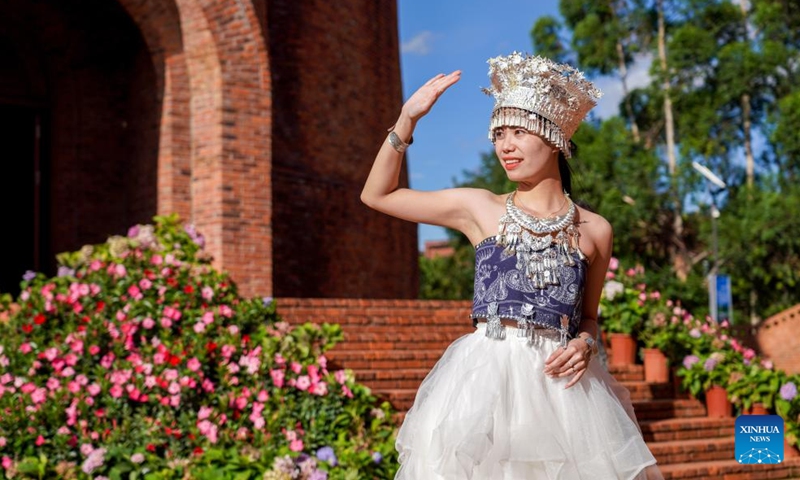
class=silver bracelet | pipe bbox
[388,131,412,153]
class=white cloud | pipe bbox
[593,53,653,119]
[402,31,435,55]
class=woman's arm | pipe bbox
[361,71,482,233]
[544,214,613,388]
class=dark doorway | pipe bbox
[0,105,49,296]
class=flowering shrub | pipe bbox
[0,215,397,479]
[638,301,695,364]
[599,260,655,335]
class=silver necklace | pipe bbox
[496,191,586,289]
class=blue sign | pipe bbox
[709,274,733,323]
[735,415,784,464]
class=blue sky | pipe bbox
[396,0,650,250]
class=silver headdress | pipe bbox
[483,52,602,158]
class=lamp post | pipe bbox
[692,161,728,321]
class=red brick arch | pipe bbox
[117,0,272,296]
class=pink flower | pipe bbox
[100,353,115,369]
[139,278,152,290]
[198,406,213,420]
[341,385,353,398]
[289,439,304,452]
[150,254,163,265]
[235,396,248,410]
[19,343,32,354]
[228,325,239,335]
[35,435,45,446]
[296,376,311,391]
[257,390,269,402]
[109,385,123,398]
[168,382,181,395]
[46,377,61,391]
[160,318,173,329]
[0,437,5,447]
[219,305,233,318]
[201,379,215,392]
[201,287,214,301]
[31,387,47,404]
[127,285,143,300]
[187,357,201,372]
[169,394,181,407]
[290,362,302,374]
[89,345,101,355]
[270,369,285,388]
[317,355,327,369]
[605,271,616,280]
[164,306,181,320]
[87,383,101,396]
[608,257,619,271]
[2,456,12,469]
[60,367,75,378]
[202,311,215,324]
[334,370,347,384]
[114,264,127,277]
[142,317,155,329]
[310,382,328,396]
[68,381,81,394]
[193,322,206,334]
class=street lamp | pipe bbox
[692,161,727,272]
[692,161,728,322]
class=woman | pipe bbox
[361,52,662,479]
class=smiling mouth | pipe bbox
[503,159,521,169]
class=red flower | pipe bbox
[22,324,33,334]
[167,278,178,287]
[146,444,156,452]
[96,301,105,312]
[193,446,204,456]
[242,334,250,344]
[169,355,181,366]
[184,285,194,294]
[81,316,91,323]
[205,341,218,353]
[34,314,46,325]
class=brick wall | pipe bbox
[0,0,414,299]
[756,304,800,374]
[1,0,161,271]
[267,0,418,299]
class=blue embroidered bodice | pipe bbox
[471,237,587,337]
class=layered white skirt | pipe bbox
[395,324,663,480]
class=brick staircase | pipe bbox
[278,298,800,479]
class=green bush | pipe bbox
[0,215,397,479]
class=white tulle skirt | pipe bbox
[395,324,663,480]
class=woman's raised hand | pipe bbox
[401,71,461,122]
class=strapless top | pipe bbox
[471,236,587,338]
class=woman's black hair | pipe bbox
[558,140,577,196]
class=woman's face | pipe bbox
[492,126,559,182]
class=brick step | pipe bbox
[335,340,457,351]
[352,368,431,390]
[330,349,446,362]
[632,398,707,422]
[622,381,675,401]
[641,417,735,442]
[649,437,735,464]
[333,358,439,370]
[608,363,645,382]
[340,325,473,336]
[380,388,418,412]
[659,458,800,479]
[288,316,472,330]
